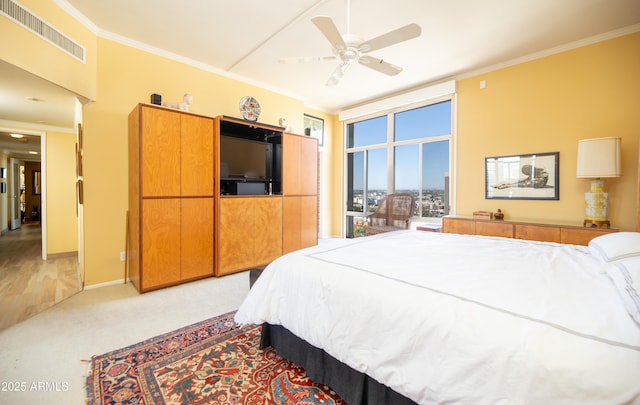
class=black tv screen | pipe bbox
[220,136,267,179]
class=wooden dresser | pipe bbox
[128,105,319,291]
[128,104,215,292]
[442,216,617,246]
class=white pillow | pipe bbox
[605,256,640,326]
[588,232,640,263]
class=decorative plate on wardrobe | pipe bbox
[239,96,260,122]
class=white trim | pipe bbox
[456,24,640,82]
[450,95,459,216]
[0,119,75,134]
[338,80,456,122]
[83,279,128,290]
[40,131,47,260]
[0,126,46,259]
[53,0,100,34]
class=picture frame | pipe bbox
[78,123,83,150]
[303,114,324,146]
[485,152,559,200]
[77,179,83,205]
[76,143,83,177]
[33,170,41,195]
[0,167,6,178]
[1,182,6,193]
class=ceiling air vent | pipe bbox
[0,0,85,63]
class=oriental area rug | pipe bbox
[86,311,344,405]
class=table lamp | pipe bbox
[576,137,621,228]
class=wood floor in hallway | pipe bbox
[0,223,82,331]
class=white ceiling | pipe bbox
[0,60,79,160]
[61,0,639,112]
[1,0,639,158]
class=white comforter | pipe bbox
[235,231,640,405]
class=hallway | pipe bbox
[0,223,82,331]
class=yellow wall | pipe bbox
[81,38,329,286]
[455,33,639,231]
[328,116,344,237]
[0,0,97,100]
[6,2,638,287]
[0,152,7,232]
[46,131,78,254]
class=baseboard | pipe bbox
[83,278,128,290]
[47,251,78,259]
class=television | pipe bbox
[219,134,281,195]
[220,136,268,180]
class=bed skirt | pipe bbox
[260,323,417,405]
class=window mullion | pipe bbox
[387,112,394,194]
[363,149,368,213]
[418,142,424,218]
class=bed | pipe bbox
[234,230,640,404]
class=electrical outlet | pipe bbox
[119,251,126,261]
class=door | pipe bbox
[283,196,317,254]
[253,197,282,265]
[181,198,214,279]
[142,198,181,290]
[141,106,181,197]
[218,197,255,275]
[9,158,21,230]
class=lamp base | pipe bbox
[583,219,610,228]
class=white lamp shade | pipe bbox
[576,137,622,178]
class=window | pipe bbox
[345,99,452,238]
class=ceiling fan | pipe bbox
[280,0,421,86]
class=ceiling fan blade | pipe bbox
[359,23,421,53]
[278,56,336,64]
[311,16,347,50]
[326,62,350,86]
[358,55,402,76]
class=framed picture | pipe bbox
[78,123,83,150]
[0,182,5,193]
[33,170,41,195]
[0,167,6,178]
[77,179,84,205]
[485,152,559,200]
[76,143,83,177]
[303,114,324,146]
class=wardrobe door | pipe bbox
[142,198,181,290]
[181,198,214,280]
[141,107,181,197]
[181,114,214,196]
[218,198,254,275]
[253,197,283,265]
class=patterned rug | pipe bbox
[86,311,345,404]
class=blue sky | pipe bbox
[351,101,451,190]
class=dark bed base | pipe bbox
[260,323,417,405]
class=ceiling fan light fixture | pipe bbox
[295,4,421,86]
[326,62,349,86]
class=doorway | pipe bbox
[5,133,46,260]
[1,130,82,330]
[0,61,83,327]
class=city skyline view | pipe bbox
[346,100,451,235]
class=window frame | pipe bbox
[344,95,455,236]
